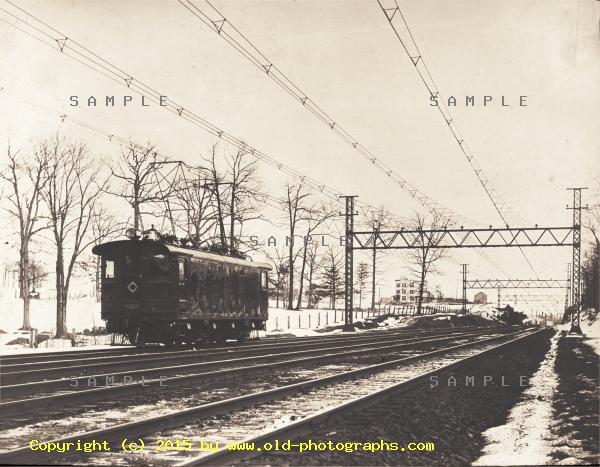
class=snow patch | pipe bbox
[474,332,560,466]
[581,311,600,357]
[0,297,101,334]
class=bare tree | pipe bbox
[28,260,48,295]
[320,246,344,310]
[106,143,169,232]
[203,144,229,251]
[281,183,314,310]
[265,246,289,309]
[406,211,449,315]
[583,199,600,311]
[295,204,335,310]
[356,262,370,309]
[0,144,48,329]
[365,208,390,310]
[585,199,600,247]
[225,147,262,254]
[172,167,218,247]
[201,144,264,255]
[305,241,324,309]
[41,137,108,338]
[89,206,123,301]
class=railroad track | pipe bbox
[0,325,495,371]
[0,326,444,366]
[188,327,550,467]
[1,326,505,386]
[0,327,510,421]
[0,326,541,466]
[1,328,488,379]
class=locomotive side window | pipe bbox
[143,254,171,280]
[178,259,186,280]
[178,258,189,302]
[103,259,115,279]
[261,271,268,290]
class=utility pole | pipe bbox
[567,187,588,334]
[461,264,468,314]
[341,196,358,331]
[497,286,501,311]
[565,262,571,311]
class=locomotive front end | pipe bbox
[92,237,179,344]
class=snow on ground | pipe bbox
[475,311,599,466]
[580,310,600,357]
[469,303,501,321]
[0,297,101,334]
[0,297,464,349]
[264,307,348,332]
[263,307,403,337]
[0,343,120,355]
[473,331,561,466]
[552,309,600,356]
[0,300,361,335]
[378,315,413,329]
[0,300,393,349]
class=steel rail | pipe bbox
[1,329,487,389]
[0,346,145,363]
[182,328,547,466]
[0,328,516,414]
[0,326,487,373]
[1,327,495,381]
[0,321,472,365]
[0,331,341,364]
[0,328,536,465]
[2,328,507,391]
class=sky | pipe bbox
[0,0,598,304]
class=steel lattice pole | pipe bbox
[568,188,587,334]
[497,286,501,311]
[461,264,468,314]
[342,196,357,331]
[565,262,571,310]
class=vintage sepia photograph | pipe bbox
[0,0,598,466]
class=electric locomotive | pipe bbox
[92,228,270,346]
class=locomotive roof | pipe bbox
[92,239,271,270]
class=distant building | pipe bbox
[474,292,488,304]
[394,277,428,303]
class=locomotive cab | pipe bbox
[92,236,270,347]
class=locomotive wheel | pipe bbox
[194,332,212,349]
[214,334,227,346]
[161,337,177,347]
[237,328,251,344]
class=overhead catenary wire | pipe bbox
[0,1,509,277]
[0,81,502,280]
[0,0,412,230]
[0,81,349,241]
[375,0,539,277]
[0,80,404,235]
[173,0,510,276]
[1,0,487,229]
[176,0,472,226]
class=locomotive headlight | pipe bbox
[125,227,137,239]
